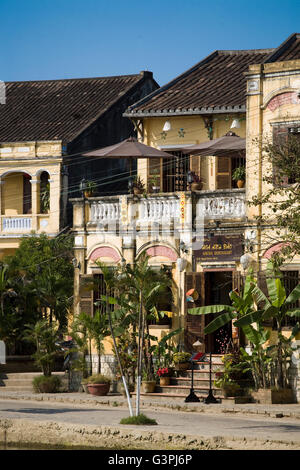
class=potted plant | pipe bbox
[232,166,246,188]
[86,374,111,396]
[133,176,145,195]
[141,369,156,393]
[156,367,172,386]
[149,175,160,193]
[173,352,192,371]
[189,172,203,191]
[214,371,241,397]
[84,180,97,197]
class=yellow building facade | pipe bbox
[72,35,300,398]
[0,141,65,259]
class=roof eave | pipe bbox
[124,105,246,118]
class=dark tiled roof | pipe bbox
[0,73,149,143]
[125,50,272,116]
[265,33,300,63]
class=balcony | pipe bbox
[1,216,32,232]
[197,189,246,220]
[85,189,245,229]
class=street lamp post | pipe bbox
[205,352,218,404]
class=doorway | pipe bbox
[204,270,233,353]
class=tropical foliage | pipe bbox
[0,233,74,355]
[188,262,300,389]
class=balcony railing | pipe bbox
[90,199,120,223]
[2,216,32,231]
[197,189,246,220]
[138,196,180,223]
[86,189,245,227]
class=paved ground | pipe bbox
[0,390,300,420]
[0,398,300,445]
[0,391,299,449]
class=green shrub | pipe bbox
[33,375,61,393]
[86,374,111,384]
[120,414,157,425]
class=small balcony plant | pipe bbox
[133,176,145,195]
[149,175,160,193]
[232,166,246,188]
[84,180,97,197]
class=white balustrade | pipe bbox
[199,194,245,219]
[90,200,120,223]
[138,197,180,223]
[2,217,32,231]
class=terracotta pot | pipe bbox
[141,381,156,393]
[159,376,170,386]
[237,180,245,188]
[84,191,93,198]
[87,383,110,396]
[191,182,203,191]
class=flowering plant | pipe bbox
[156,367,171,377]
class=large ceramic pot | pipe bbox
[237,180,245,188]
[141,381,156,393]
[159,376,170,386]
[87,383,110,396]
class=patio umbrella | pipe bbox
[182,132,246,157]
[82,136,174,174]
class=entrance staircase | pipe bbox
[0,372,67,392]
[139,354,225,402]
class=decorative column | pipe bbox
[30,179,40,231]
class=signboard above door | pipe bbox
[194,234,243,262]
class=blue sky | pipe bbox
[1,0,299,86]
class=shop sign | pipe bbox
[194,234,243,262]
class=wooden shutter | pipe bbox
[272,126,289,186]
[217,157,231,189]
[184,272,205,352]
[79,275,94,316]
[190,155,201,176]
[232,271,244,294]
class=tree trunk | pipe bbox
[106,295,133,417]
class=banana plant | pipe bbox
[233,263,300,388]
[188,270,261,342]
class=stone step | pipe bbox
[171,377,214,387]
[0,372,67,391]
[133,391,223,401]
[0,385,34,392]
[178,370,222,379]
[156,385,223,396]
[0,372,65,379]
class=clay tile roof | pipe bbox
[0,73,148,143]
[125,49,273,116]
[265,33,300,63]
